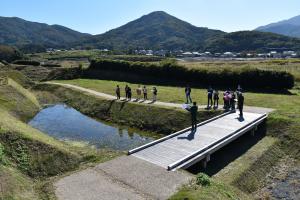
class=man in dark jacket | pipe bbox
[238,92,244,117]
[188,102,198,131]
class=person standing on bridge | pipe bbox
[237,92,244,118]
[116,85,121,100]
[230,91,236,111]
[236,84,243,93]
[185,85,192,104]
[187,102,198,131]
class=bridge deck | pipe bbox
[129,111,267,170]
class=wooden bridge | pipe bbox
[128,111,268,171]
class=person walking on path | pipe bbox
[128,87,132,101]
[237,92,244,118]
[187,102,198,131]
[185,85,192,104]
[136,85,142,101]
[152,87,157,102]
[143,85,147,100]
[207,86,213,108]
[125,85,129,100]
[116,85,121,100]
[213,90,219,108]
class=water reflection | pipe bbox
[28,104,157,151]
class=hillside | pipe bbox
[0,16,89,49]
[204,31,300,52]
[256,15,300,38]
[79,11,225,51]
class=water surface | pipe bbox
[28,104,157,150]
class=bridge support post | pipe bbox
[201,154,210,168]
[251,126,258,136]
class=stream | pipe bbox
[28,104,158,151]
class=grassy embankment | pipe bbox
[0,70,120,199]
[52,78,300,199]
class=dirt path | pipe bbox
[48,82,274,114]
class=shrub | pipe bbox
[86,59,294,89]
[196,173,211,186]
[13,60,40,66]
[0,45,23,62]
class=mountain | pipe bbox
[256,15,300,38]
[79,11,225,51]
[0,16,89,49]
[2,12,300,53]
[204,31,300,52]
[81,11,300,52]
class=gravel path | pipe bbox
[55,156,193,200]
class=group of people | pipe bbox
[208,85,244,117]
[115,85,158,102]
[185,85,245,131]
[115,84,245,131]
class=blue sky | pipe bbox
[1,0,299,34]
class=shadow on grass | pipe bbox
[186,122,267,175]
[105,99,116,114]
